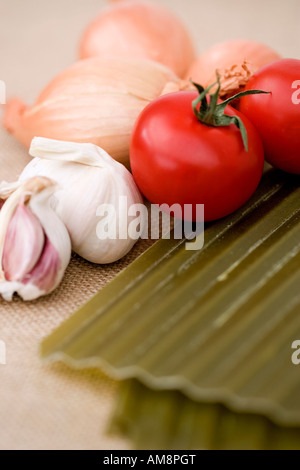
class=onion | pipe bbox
[185,39,281,98]
[3,57,191,166]
[79,0,195,78]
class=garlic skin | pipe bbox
[20,137,145,264]
[79,0,195,78]
[3,57,191,166]
[0,177,71,301]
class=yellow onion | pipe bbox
[79,0,195,78]
[3,57,191,166]
[186,39,281,98]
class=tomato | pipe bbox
[239,59,300,174]
[130,91,264,222]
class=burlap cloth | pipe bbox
[0,0,298,450]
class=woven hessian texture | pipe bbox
[0,0,299,450]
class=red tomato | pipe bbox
[240,59,300,174]
[130,91,264,222]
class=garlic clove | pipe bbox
[22,238,61,292]
[0,176,71,301]
[27,179,71,291]
[2,197,45,282]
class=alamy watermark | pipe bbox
[0,80,6,105]
[291,80,300,105]
[96,197,205,251]
[0,340,6,365]
[291,340,300,365]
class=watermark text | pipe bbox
[292,80,300,105]
[291,340,300,365]
[0,340,6,365]
[0,80,6,104]
[96,197,204,251]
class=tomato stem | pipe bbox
[191,74,270,151]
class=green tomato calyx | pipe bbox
[191,73,270,151]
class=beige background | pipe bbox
[0,0,299,450]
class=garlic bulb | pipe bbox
[3,57,191,166]
[79,0,195,78]
[20,137,145,264]
[0,177,71,301]
[186,39,281,99]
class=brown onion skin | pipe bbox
[2,57,186,166]
[185,39,281,87]
[79,0,196,78]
